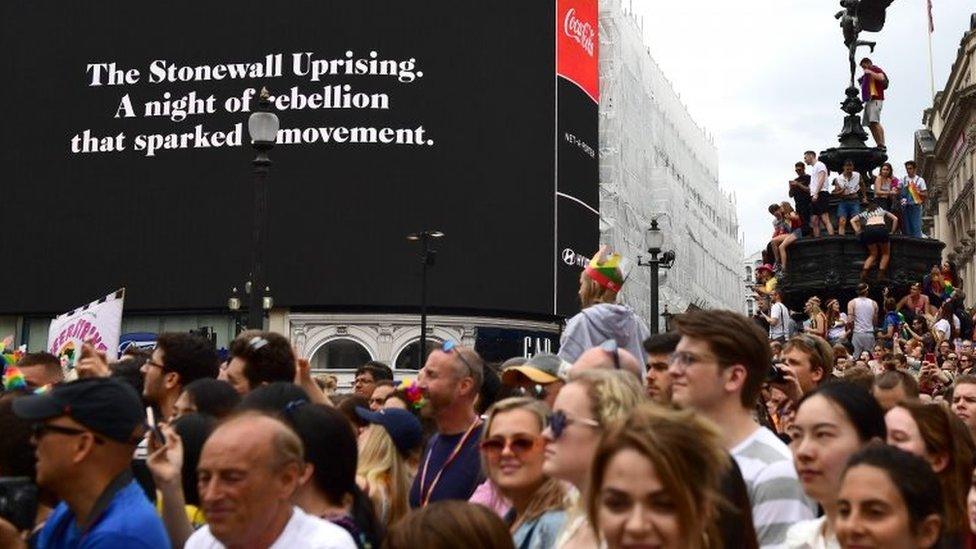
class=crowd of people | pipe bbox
[770,150,928,280]
[1,245,976,549]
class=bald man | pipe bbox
[570,341,643,381]
[187,413,355,549]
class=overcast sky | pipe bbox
[630,0,972,255]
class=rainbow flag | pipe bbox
[904,179,924,205]
[3,366,26,391]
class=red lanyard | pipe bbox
[418,417,482,507]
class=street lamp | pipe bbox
[637,219,675,334]
[407,230,444,368]
[246,87,279,330]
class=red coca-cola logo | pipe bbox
[564,8,595,57]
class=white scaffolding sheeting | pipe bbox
[599,0,744,327]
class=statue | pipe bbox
[819,0,895,173]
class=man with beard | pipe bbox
[141,332,219,420]
[409,341,484,508]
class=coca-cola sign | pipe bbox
[564,8,595,57]
[556,0,599,103]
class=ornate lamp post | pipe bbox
[407,230,444,367]
[245,88,279,330]
[638,219,675,334]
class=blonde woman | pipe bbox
[804,297,828,339]
[481,397,567,548]
[587,403,729,549]
[355,407,423,527]
[542,369,644,549]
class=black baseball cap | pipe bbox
[355,406,423,456]
[13,378,146,444]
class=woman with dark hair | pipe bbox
[386,501,515,549]
[240,383,383,548]
[835,444,943,548]
[172,378,240,421]
[146,413,216,548]
[885,400,975,543]
[933,302,958,346]
[874,162,901,230]
[924,265,952,309]
[785,381,887,546]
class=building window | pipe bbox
[311,338,372,370]
[394,339,439,371]
[747,299,755,317]
[745,266,752,280]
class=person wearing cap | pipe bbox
[754,264,778,300]
[500,353,567,409]
[558,246,650,365]
[355,407,423,527]
[7,378,169,548]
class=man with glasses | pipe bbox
[353,361,394,398]
[670,310,813,548]
[410,340,485,507]
[140,332,219,421]
[6,378,168,548]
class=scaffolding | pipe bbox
[599,0,744,327]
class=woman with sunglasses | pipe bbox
[587,403,728,549]
[542,370,644,549]
[480,397,567,549]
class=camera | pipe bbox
[0,477,38,532]
[766,361,788,384]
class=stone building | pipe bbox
[916,14,976,297]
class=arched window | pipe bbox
[311,338,372,370]
[394,339,439,371]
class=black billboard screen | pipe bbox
[0,1,598,318]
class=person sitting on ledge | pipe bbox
[775,202,803,274]
[850,199,898,281]
[832,159,864,236]
[767,203,790,271]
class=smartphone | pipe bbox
[146,406,166,446]
[0,477,38,532]
[925,352,937,364]
[765,363,788,384]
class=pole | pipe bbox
[418,234,429,368]
[650,251,660,335]
[925,0,936,103]
[248,151,270,330]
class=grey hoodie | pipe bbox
[557,303,650,364]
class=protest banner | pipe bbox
[47,289,125,370]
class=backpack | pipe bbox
[880,70,889,90]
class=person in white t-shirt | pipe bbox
[186,413,356,549]
[670,309,815,548]
[804,151,835,237]
[761,290,791,343]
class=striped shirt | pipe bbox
[732,426,816,549]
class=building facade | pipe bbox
[917,14,976,298]
[599,0,743,329]
[743,250,764,316]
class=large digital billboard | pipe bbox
[0,0,599,319]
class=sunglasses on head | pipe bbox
[546,409,600,440]
[480,435,541,458]
[441,340,476,376]
[601,340,620,370]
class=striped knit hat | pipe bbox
[584,248,624,292]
